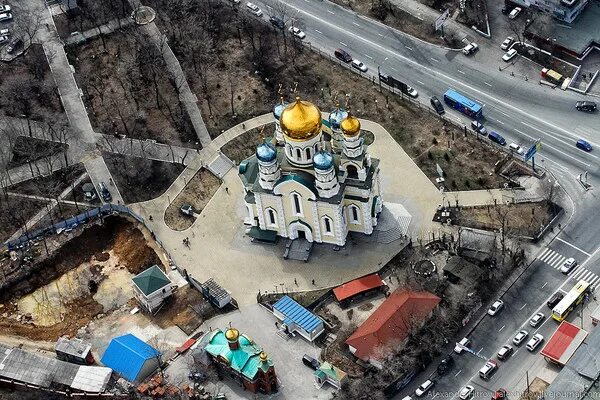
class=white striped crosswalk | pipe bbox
[537,248,600,287]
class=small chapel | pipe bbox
[238,96,383,246]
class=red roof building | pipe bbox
[333,274,386,303]
[345,289,441,363]
[541,321,588,366]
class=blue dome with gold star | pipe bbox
[313,150,334,171]
[256,142,277,162]
[273,100,289,120]
[329,107,348,130]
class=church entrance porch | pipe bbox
[288,221,313,242]
[283,238,314,262]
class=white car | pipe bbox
[479,360,497,380]
[0,34,8,44]
[526,333,544,351]
[513,330,529,346]
[509,143,523,154]
[0,28,9,35]
[560,257,577,274]
[502,48,518,62]
[415,379,434,397]
[0,5,10,13]
[509,7,522,19]
[351,59,368,72]
[289,26,306,39]
[459,385,475,399]
[488,300,504,316]
[501,36,514,50]
[407,86,418,98]
[530,312,545,327]
[245,2,262,16]
[462,42,478,55]
[454,337,471,354]
[497,345,513,360]
[0,12,12,22]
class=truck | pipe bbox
[541,68,564,85]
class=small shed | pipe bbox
[55,336,94,365]
[314,362,347,389]
[200,278,232,308]
[333,274,386,306]
[443,256,483,285]
[272,295,324,342]
[132,265,173,313]
[100,334,160,382]
[541,321,588,366]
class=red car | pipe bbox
[492,389,507,400]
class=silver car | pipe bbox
[513,330,529,346]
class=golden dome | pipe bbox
[259,352,268,362]
[280,97,322,141]
[340,114,361,137]
[225,328,240,341]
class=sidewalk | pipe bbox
[64,17,133,45]
[98,134,200,165]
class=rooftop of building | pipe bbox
[131,265,171,296]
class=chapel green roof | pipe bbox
[131,265,171,296]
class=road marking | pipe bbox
[417,80,424,85]
[339,41,347,46]
[405,45,413,51]
[365,54,373,59]
[431,57,440,62]
[477,347,484,354]
[390,67,397,71]
[500,111,510,117]
[538,248,552,260]
[556,237,592,256]
[496,119,505,125]
[499,325,505,332]
[455,370,462,377]
[327,10,335,14]
[514,349,519,356]
[542,282,547,288]
[353,22,360,26]
[378,33,384,37]
[458,70,466,75]
[432,394,439,400]
[315,29,322,34]
[520,303,527,310]
[485,82,492,87]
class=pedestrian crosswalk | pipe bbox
[537,248,600,287]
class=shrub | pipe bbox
[432,137,438,145]
[444,152,450,162]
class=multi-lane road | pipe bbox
[244,0,600,396]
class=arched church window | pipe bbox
[323,217,333,235]
[350,205,360,223]
[296,148,302,159]
[305,147,311,160]
[292,193,303,216]
[267,209,277,226]
[347,165,358,179]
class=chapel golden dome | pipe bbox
[279,97,322,141]
[225,328,240,341]
[340,114,361,137]
[259,352,268,362]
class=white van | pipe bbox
[479,360,497,380]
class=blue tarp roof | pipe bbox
[100,334,159,382]
[273,295,323,333]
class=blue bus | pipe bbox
[443,89,483,119]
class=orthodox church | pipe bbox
[238,96,383,246]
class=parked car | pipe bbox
[406,86,418,98]
[488,300,504,316]
[513,330,529,346]
[471,120,487,134]
[437,355,454,375]
[0,5,10,13]
[351,59,368,72]
[560,257,578,274]
[269,16,284,29]
[5,37,22,54]
[180,204,194,216]
[547,292,564,308]
[0,12,12,22]
[526,333,544,351]
[245,2,262,16]
[479,360,497,380]
[502,48,518,62]
[0,33,8,44]
[430,96,445,114]
[501,37,514,50]
[334,48,352,63]
[289,26,306,39]
[459,385,475,399]
[509,143,523,154]
[488,131,507,146]
[492,389,508,400]
[454,337,471,354]
[576,101,597,112]
[415,380,435,397]
[497,345,513,360]
[0,28,9,35]
[576,139,593,152]
[99,182,112,202]
[509,6,522,19]
[462,42,478,55]
[302,354,320,370]
[529,312,545,327]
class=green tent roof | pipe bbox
[132,265,171,296]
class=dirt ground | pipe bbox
[519,377,549,400]
[7,137,68,169]
[65,28,197,147]
[221,123,275,164]
[52,2,133,39]
[6,163,86,199]
[452,202,559,237]
[103,152,185,204]
[0,44,64,121]
[0,217,162,341]
[0,196,47,243]
[152,285,216,335]
[164,168,220,231]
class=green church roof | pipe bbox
[132,265,171,296]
